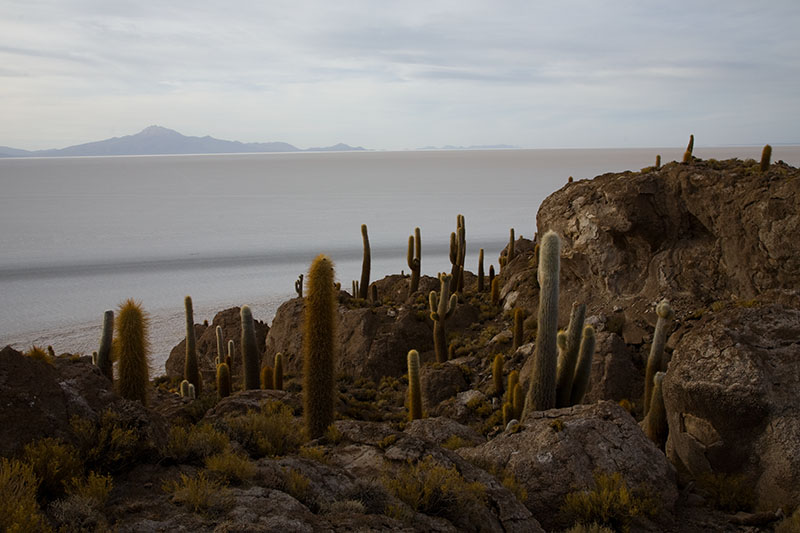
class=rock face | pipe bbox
[663,304,800,510]
[459,401,678,532]
[165,307,268,384]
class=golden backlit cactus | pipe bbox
[114,299,150,406]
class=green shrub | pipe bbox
[382,455,486,519]
[165,424,229,463]
[562,471,659,533]
[163,472,231,513]
[70,410,144,474]
[221,400,306,457]
[22,437,83,501]
[203,450,256,484]
[696,472,754,513]
[0,457,53,532]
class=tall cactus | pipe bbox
[506,369,519,405]
[407,227,421,295]
[115,299,150,406]
[240,305,260,390]
[407,349,422,420]
[429,273,458,363]
[556,302,587,407]
[644,371,668,448]
[477,248,485,292]
[274,352,284,391]
[449,215,466,293]
[359,224,370,300]
[492,354,505,396]
[524,230,560,415]
[569,325,596,406]
[304,254,337,438]
[216,363,231,398]
[215,325,224,369]
[488,264,495,291]
[97,310,114,381]
[644,299,674,415]
[226,339,234,370]
[760,144,772,172]
[508,228,516,263]
[184,296,202,395]
[682,134,694,163]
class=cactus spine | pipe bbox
[524,230,560,415]
[644,299,674,415]
[569,325,596,406]
[216,363,231,398]
[644,371,668,448]
[682,134,694,163]
[304,254,337,439]
[407,349,422,420]
[97,310,114,381]
[260,365,274,390]
[477,248,485,292]
[760,144,772,172]
[359,224,370,300]
[240,305,260,390]
[115,299,150,406]
[556,302,587,407]
[184,296,202,395]
[407,227,421,295]
[492,354,505,396]
[429,273,458,363]
[274,352,284,390]
[295,274,304,298]
[512,308,524,351]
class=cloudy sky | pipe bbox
[2,1,798,150]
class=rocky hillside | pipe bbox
[1,155,798,532]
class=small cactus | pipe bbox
[240,305,261,390]
[114,299,150,406]
[492,354,505,396]
[524,230,560,415]
[644,299,674,415]
[97,310,114,381]
[304,254,337,439]
[556,302,587,408]
[295,274,304,298]
[407,227,421,295]
[512,308,524,351]
[274,352,284,390]
[407,349,422,420]
[682,134,694,163]
[429,273,458,363]
[506,369,520,405]
[187,383,196,400]
[359,224,370,300]
[488,264,495,291]
[569,325,596,406]
[644,371,668,448]
[91,351,98,365]
[260,365,274,390]
[216,363,231,398]
[184,296,202,395]
[502,402,513,427]
[370,283,379,305]
[760,144,772,172]
[507,228,516,263]
[179,379,190,397]
[226,339,234,370]
[477,248,485,292]
[655,154,661,170]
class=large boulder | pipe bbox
[459,401,678,531]
[663,303,800,510]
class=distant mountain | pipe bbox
[417,144,520,151]
[0,126,366,157]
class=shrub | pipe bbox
[441,435,473,450]
[382,455,486,519]
[564,523,616,533]
[562,471,659,533]
[299,445,328,464]
[49,494,110,533]
[204,450,256,484]
[165,424,229,463]
[22,437,83,501]
[283,467,312,503]
[321,499,366,515]
[163,472,231,513]
[25,345,54,365]
[502,473,528,503]
[0,457,52,532]
[70,410,143,474]
[696,472,754,513]
[345,479,392,514]
[66,471,113,506]
[221,400,306,457]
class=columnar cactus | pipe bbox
[260,365,274,390]
[215,325,224,368]
[491,277,500,307]
[492,354,505,396]
[506,369,519,404]
[477,248,485,292]
[644,372,668,448]
[524,230,560,415]
[760,144,772,172]
[682,134,694,163]
[97,310,114,381]
[512,308,525,351]
[502,403,513,427]
[429,273,458,363]
[489,264,495,291]
[184,296,201,395]
[359,224,370,300]
[508,228,516,263]
[180,379,190,397]
[187,383,196,400]
[352,280,359,299]
[295,274,304,298]
[449,215,466,293]
[556,302,587,407]
[304,254,337,438]
[226,339,234,370]
[274,352,284,390]
[240,305,261,390]
[655,154,661,170]
[512,382,523,420]
[407,349,422,420]
[407,227,421,295]
[569,325,596,406]
[216,363,231,398]
[644,299,674,415]
[115,299,150,406]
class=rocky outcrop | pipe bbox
[459,401,678,531]
[663,303,800,510]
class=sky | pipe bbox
[1,1,799,151]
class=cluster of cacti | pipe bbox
[295,274,304,298]
[407,349,422,420]
[501,369,523,424]
[114,299,150,406]
[359,224,370,299]
[429,273,458,363]
[184,296,202,395]
[351,280,360,299]
[304,254,337,439]
[179,379,196,399]
[555,303,587,407]
[512,308,524,351]
[96,310,114,381]
[449,215,466,293]
[477,248,485,292]
[492,354,505,396]
[760,144,772,172]
[407,227,421,295]
[569,325,596,406]
[682,134,694,163]
[240,305,260,390]
[643,299,673,414]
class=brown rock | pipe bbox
[405,417,485,447]
[582,330,642,405]
[663,304,800,510]
[419,362,469,411]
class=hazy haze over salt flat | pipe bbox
[1,1,798,151]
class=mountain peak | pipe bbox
[138,125,179,136]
